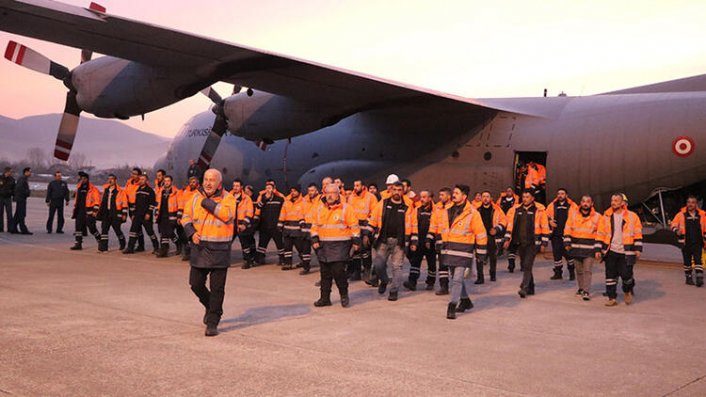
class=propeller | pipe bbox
[197,86,270,170]
[3,3,106,162]
[4,40,80,161]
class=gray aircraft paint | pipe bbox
[157,90,706,209]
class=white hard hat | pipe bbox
[385,174,400,184]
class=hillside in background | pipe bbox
[0,114,170,169]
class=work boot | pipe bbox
[156,244,169,258]
[696,273,704,287]
[518,288,527,298]
[151,239,160,255]
[550,267,563,280]
[362,267,371,283]
[388,290,398,301]
[175,241,183,256]
[314,297,332,307]
[340,295,350,308]
[241,260,252,270]
[365,277,379,288]
[474,273,485,285]
[624,291,633,305]
[425,280,435,291]
[456,298,473,313]
[508,258,515,273]
[447,303,457,320]
[135,245,145,253]
[118,237,126,251]
[255,253,265,265]
[686,273,695,285]
[403,280,417,291]
[281,262,294,271]
[436,280,449,295]
[489,269,497,282]
[378,281,388,295]
[299,264,311,275]
[70,242,82,251]
[205,324,219,337]
[568,265,576,281]
[605,299,618,307]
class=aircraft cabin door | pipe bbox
[514,151,547,204]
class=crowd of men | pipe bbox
[1,164,705,336]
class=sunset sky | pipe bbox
[1,0,705,138]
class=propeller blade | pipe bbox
[54,92,81,161]
[196,115,228,170]
[4,41,70,81]
[199,86,223,105]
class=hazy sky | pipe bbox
[1,0,705,138]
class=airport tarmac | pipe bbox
[0,198,705,396]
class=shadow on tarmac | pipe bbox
[219,304,311,333]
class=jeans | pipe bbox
[373,238,406,292]
[189,267,228,326]
[450,266,469,304]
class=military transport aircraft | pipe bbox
[1,0,704,215]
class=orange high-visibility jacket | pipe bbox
[504,202,550,247]
[177,187,199,223]
[524,166,542,189]
[75,181,101,215]
[534,163,547,185]
[310,201,361,263]
[476,202,508,245]
[428,201,453,244]
[670,207,706,247]
[182,188,236,245]
[155,186,180,222]
[563,207,603,258]
[231,191,254,230]
[278,194,307,236]
[347,188,378,227]
[301,194,321,236]
[546,197,578,235]
[123,178,140,212]
[428,200,488,267]
[98,184,128,218]
[597,206,643,258]
[367,197,418,248]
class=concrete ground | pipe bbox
[0,198,705,396]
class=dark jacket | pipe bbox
[46,180,70,206]
[255,193,284,231]
[14,176,30,201]
[134,185,156,216]
[0,175,15,199]
[187,164,203,182]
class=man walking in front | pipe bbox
[310,183,360,308]
[46,170,70,233]
[598,193,643,306]
[475,191,506,284]
[429,185,487,319]
[563,195,602,300]
[503,190,550,298]
[70,172,101,250]
[671,196,706,287]
[182,169,236,336]
[367,181,417,301]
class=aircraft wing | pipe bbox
[0,0,547,117]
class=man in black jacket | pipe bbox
[46,170,70,233]
[11,167,32,235]
[123,174,160,254]
[254,181,285,265]
[404,190,436,291]
[0,167,15,232]
[97,174,127,252]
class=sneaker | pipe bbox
[388,291,398,301]
[575,289,584,296]
[582,291,591,301]
[456,298,473,312]
[624,292,633,305]
[605,299,618,307]
[205,325,219,337]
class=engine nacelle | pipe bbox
[71,56,208,119]
[222,91,346,141]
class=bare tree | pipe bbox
[26,147,47,170]
[68,152,90,170]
